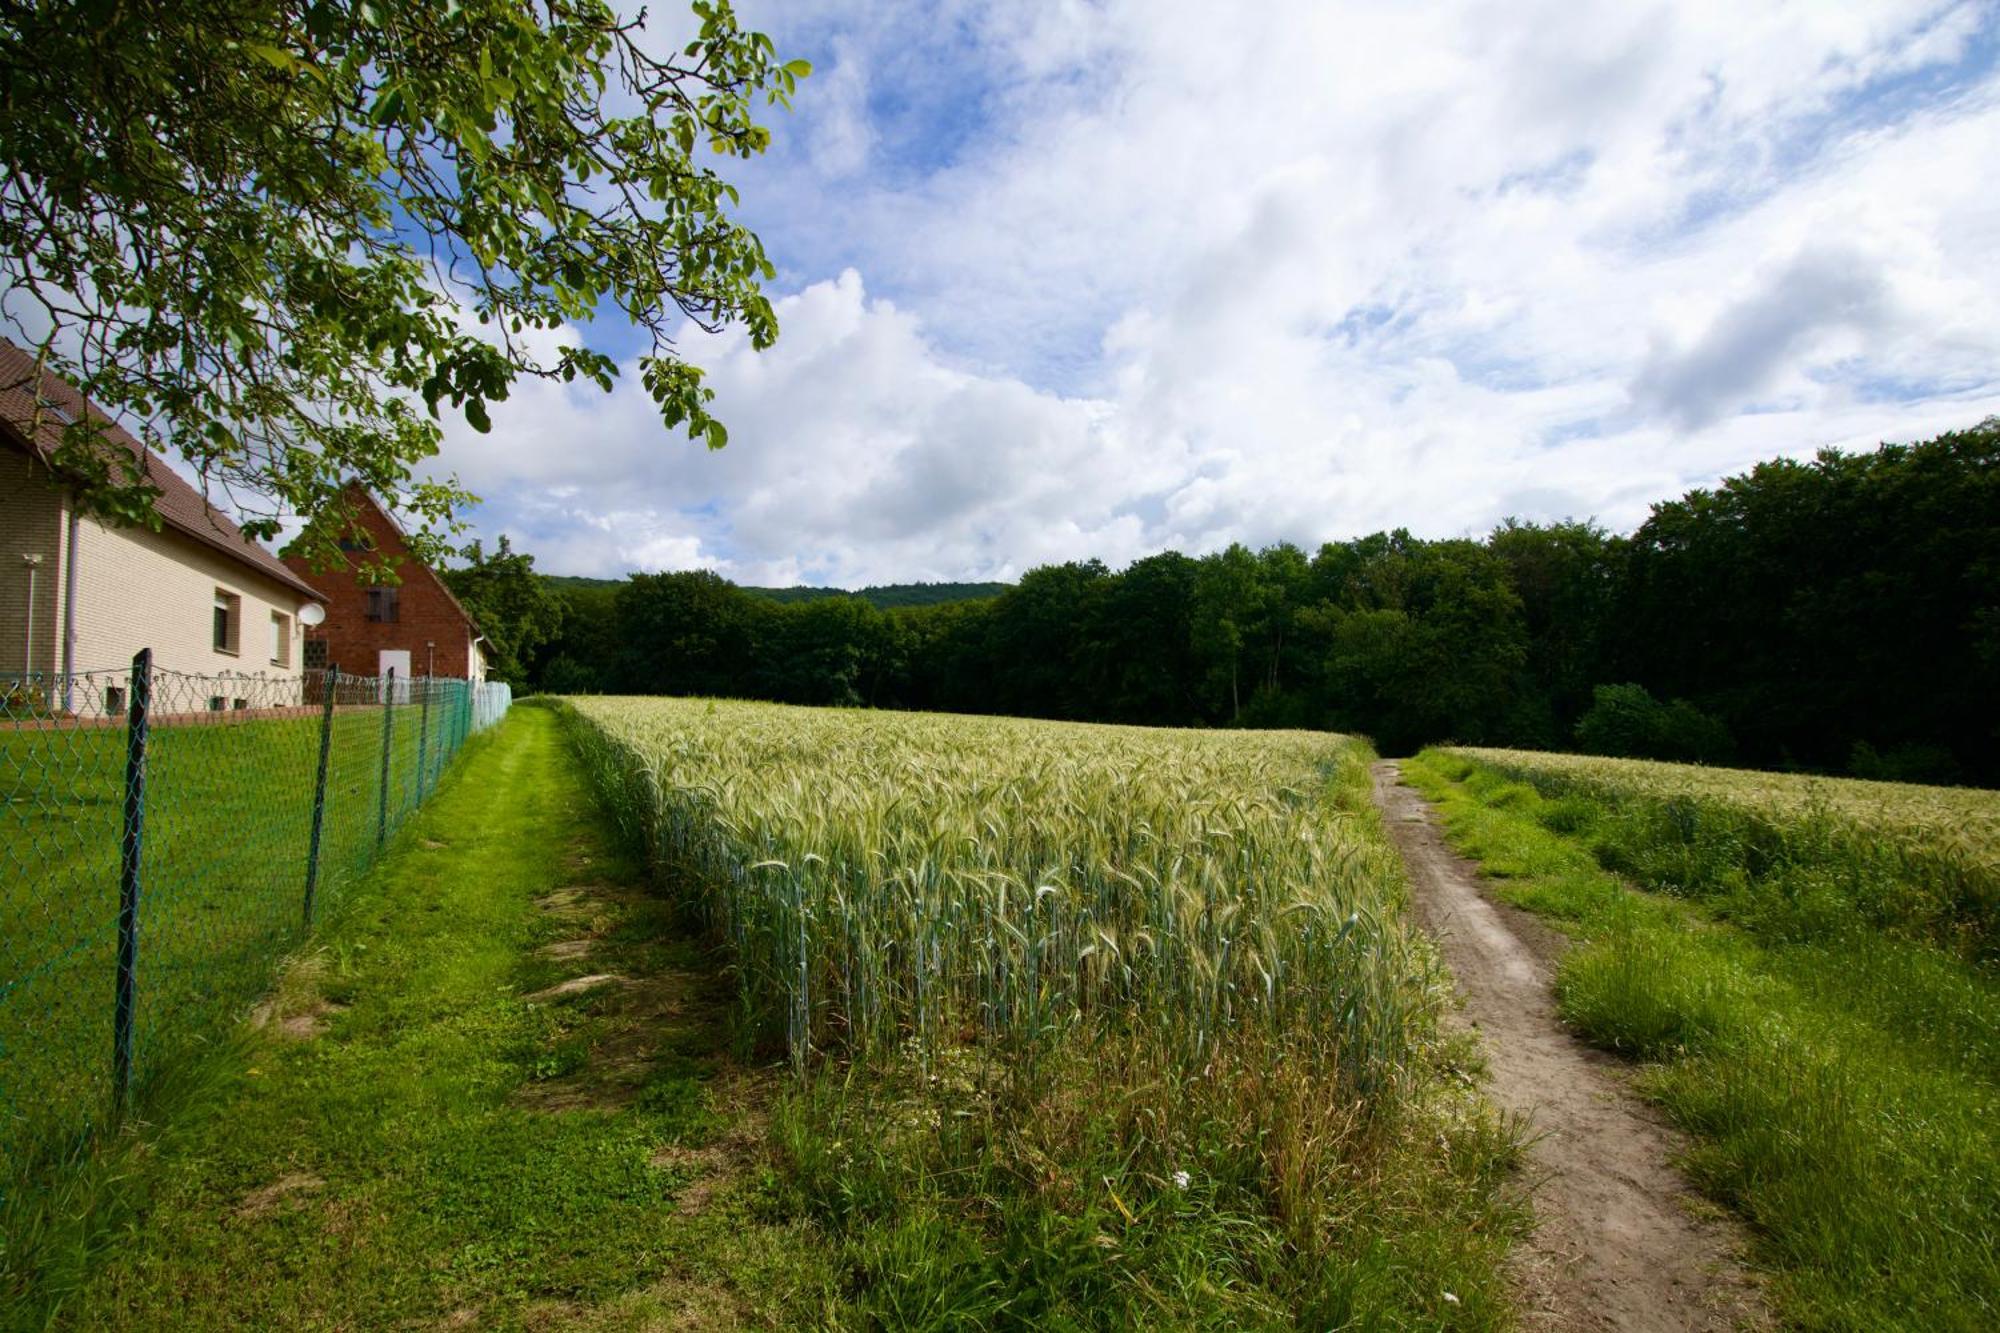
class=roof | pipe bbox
[0,340,321,602]
[302,483,486,638]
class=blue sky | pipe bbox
[431,0,2000,585]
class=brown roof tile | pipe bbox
[0,339,321,601]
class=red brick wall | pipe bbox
[284,490,479,679]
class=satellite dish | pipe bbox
[299,602,327,627]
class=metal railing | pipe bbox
[0,652,509,1183]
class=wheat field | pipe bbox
[564,697,1428,1093]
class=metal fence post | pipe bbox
[113,647,152,1113]
[416,674,431,804]
[377,666,395,849]
[303,664,339,927]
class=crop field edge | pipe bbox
[1402,747,2000,1332]
[553,695,1533,1328]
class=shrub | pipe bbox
[1848,740,1965,786]
[1574,683,1734,764]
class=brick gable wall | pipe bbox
[283,492,483,680]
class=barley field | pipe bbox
[560,697,1517,1325]
[1450,746,2000,959]
[1452,747,2000,868]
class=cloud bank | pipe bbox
[431,0,2000,583]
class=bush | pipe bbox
[1574,683,1733,764]
[1847,741,1965,786]
[538,653,601,694]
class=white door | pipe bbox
[379,649,411,701]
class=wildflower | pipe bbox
[1172,1170,1191,1190]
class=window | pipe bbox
[213,590,241,654]
[303,639,328,670]
[208,695,225,712]
[269,611,291,666]
[365,586,400,623]
[105,685,125,716]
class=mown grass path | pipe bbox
[46,704,832,1330]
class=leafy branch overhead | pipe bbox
[0,0,807,565]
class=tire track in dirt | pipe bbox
[1371,761,1768,1332]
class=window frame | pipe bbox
[269,610,291,666]
[212,589,241,655]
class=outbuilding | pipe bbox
[282,483,491,684]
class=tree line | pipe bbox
[454,420,1999,783]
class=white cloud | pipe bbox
[433,0,2000,583]
[1632,245,1893,428]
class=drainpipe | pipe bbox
[61,502,79,712]
[21,552,42,681]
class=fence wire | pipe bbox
[0,655,508,1187]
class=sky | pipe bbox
[428,0,2000,586]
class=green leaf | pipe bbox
[244,42,303,74]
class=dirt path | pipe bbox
[1371,761,1766,1333]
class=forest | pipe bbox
[463,419,1999,784]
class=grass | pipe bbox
[0,678,472,1171]
[1402,748,2000,1332]
[5,702,835,1329]
[563,697,1525,1326]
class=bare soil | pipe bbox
[1371,762,1768,1332]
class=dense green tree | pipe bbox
[753,596,888,707]
[439,536,566,684]
[1316,537,1528,753]
[1077,552,1201,724]
[533,582,619,692]
[0,0,803,561]
[1190,544,1265,721]
[983,562,1110,720]
[615,570,760,696]
[1487,520,1623,738]
[1616,420,2000,777]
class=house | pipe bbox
[0,341,325,713]
[282,483,490,684]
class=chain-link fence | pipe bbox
[0,651,509,1187]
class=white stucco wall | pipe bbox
[64,515,316,713]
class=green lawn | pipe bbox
[0,689,467,1177]
[8,703,832,1329]
[1401,749,2000,1332]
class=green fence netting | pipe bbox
[0,653,506,1188]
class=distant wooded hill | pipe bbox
[539,575,1009,611]
[517,419,1998,785]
